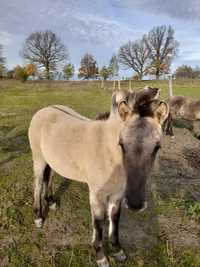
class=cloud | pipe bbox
[111,0,200,21]
[0,0,139,47]
[61,13,138,47]
[179,41,200,61]
[0,31,12,45]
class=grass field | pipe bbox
[0,79,200,267]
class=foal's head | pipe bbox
[118,93,169,211]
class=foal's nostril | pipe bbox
[122,198,129,209]
[139,201,148,213]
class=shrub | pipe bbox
[14,66,29,82]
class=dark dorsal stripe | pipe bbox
[51,106,85,121]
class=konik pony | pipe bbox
[28,88,169,267]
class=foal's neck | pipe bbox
[104,114,124,147]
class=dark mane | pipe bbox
[95,111,110,120]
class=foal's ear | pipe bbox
[154,101,169,124]
[111,90,130,114]
[118,101,132,121]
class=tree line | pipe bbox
[175,65,200,79]
[0,25,193,82]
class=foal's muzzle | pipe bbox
[123,198,148,212]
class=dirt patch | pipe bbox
[156,127,200,199]
[159,215,200,249]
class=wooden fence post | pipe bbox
[118,80,121,90]
[169,74,173,97]
[129,79,132,91]
[113,80,116,90]
[101,79,104,89]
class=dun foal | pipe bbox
[168,95,200,120]
[29,89,169,267]
[166,96,200,138]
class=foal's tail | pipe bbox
[32,158,55,227]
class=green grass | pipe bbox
[0,79,200,267]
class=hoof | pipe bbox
[97,256,110,267]
[139,201,148,213]
[113,249,127,262]
[34,218,43,228]
[49,202,57,210]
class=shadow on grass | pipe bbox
[54,178,71,207]
[0,155,19,166]
[183,147,200,173]
[0,130,30,165]
[0,125,15,133]
[173,119,200,140]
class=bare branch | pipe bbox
[118,38,150,79]
[144,25,179,79]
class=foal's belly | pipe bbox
[40,124,90,183]
[41,142,88,183]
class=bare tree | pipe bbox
[0,44,6,78]
[22,30,68,79]
[78,53,98,80]
[0,44,5,64]
[144,25,179,79]
[118,37,150,80]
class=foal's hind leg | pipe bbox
[163,113,174,137]
[33,159,50,228]
[47,170,57,210]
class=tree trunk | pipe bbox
[156,68,160,80]
[45,64,50,80]
[139,73,143,80]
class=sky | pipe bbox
[1,0,200,77]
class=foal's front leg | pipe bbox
[108,199,126,262]
[90,194,109,267]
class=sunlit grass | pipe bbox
[0,79,200,266]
